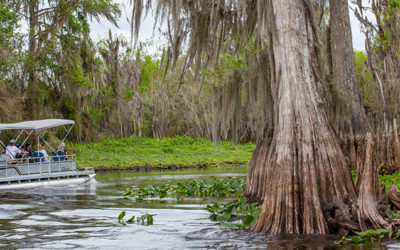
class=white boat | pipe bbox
[0,119,95,189]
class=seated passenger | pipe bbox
[24,142,33,157]
[6,139,28,159]
[57,142,67,160]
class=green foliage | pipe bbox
[121,175,257,230]
[378,171,400,190]
[354,228,391,243]
[139,54,159,93]
[334,228,391,245]
[0,1,23,82]
[72,136,255,169]
[394,229,400,239]
[0,2,18,48]
[392,209,400,219]
[118,210,126,223]
[353,50,377,109]
[123,177,246,200]
[122,88,133,101]
[370,0,399,56]
[126,215,135,223]
[88,108,105,123]
[136,214,155,226]
[82,0,120,19]
[63,59,93,88]
[205,196,261,230]
[202,39,258,86]
[60,96,78,121]
[333,236,346,245]
[117,211,155,226]
[389,0,400,8]
[349,235,366,244]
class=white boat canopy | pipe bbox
[0,119,75,131]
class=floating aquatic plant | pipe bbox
[118,211,155,226]
[205,196,261,230]
[123,177,246,200]
[334,228,391,245]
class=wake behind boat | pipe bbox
[0,119,95,189]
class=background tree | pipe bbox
[16,0,120,120]
[329,0,369,168]
[0,1,24,122]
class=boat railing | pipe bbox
[0,154,93,178]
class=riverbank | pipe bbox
[72,136,255,170]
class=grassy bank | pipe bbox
[72,136,255,169]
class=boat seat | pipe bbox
[0,154,11,167]
[51,151,65,162]
[33,151,45,163]
[0,158,7,168]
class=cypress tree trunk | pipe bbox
[248,0,358,234]
[329,0,368,134]
[329,0,369,168]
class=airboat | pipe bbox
[0,119,95,189]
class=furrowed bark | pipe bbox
[329,0,369,171]
[392,120,400,169]
[329,0,368,136]
[245,135,270,203]
[374,120,400,173]
[389,185,400,210]
[249,0,357,235]
[356,133,390,230]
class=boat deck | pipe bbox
[0,159,95,189]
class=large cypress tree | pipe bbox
[131,0,394,234]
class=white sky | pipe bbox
[89,1,368,54]
[89,1,167,55]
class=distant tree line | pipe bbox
[0,0,398,146]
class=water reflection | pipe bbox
[0,166,398,249]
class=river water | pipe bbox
[1,166,400,249]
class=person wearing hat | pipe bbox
[6,139,27,159]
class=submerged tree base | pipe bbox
[247,130,400,235]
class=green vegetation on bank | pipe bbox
[72,136,255,169]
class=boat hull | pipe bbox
[0,172,95,190]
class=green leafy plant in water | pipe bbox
[394,229,400,239]
[354,228,391,244]
[334,235,366,245]
[205,196,261,230]
[334,228,391,245]
[123,177,246,200]
[136,214,155,226]
[118,211,126,224]
[117,211,155,226]
[127,215,135,223]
